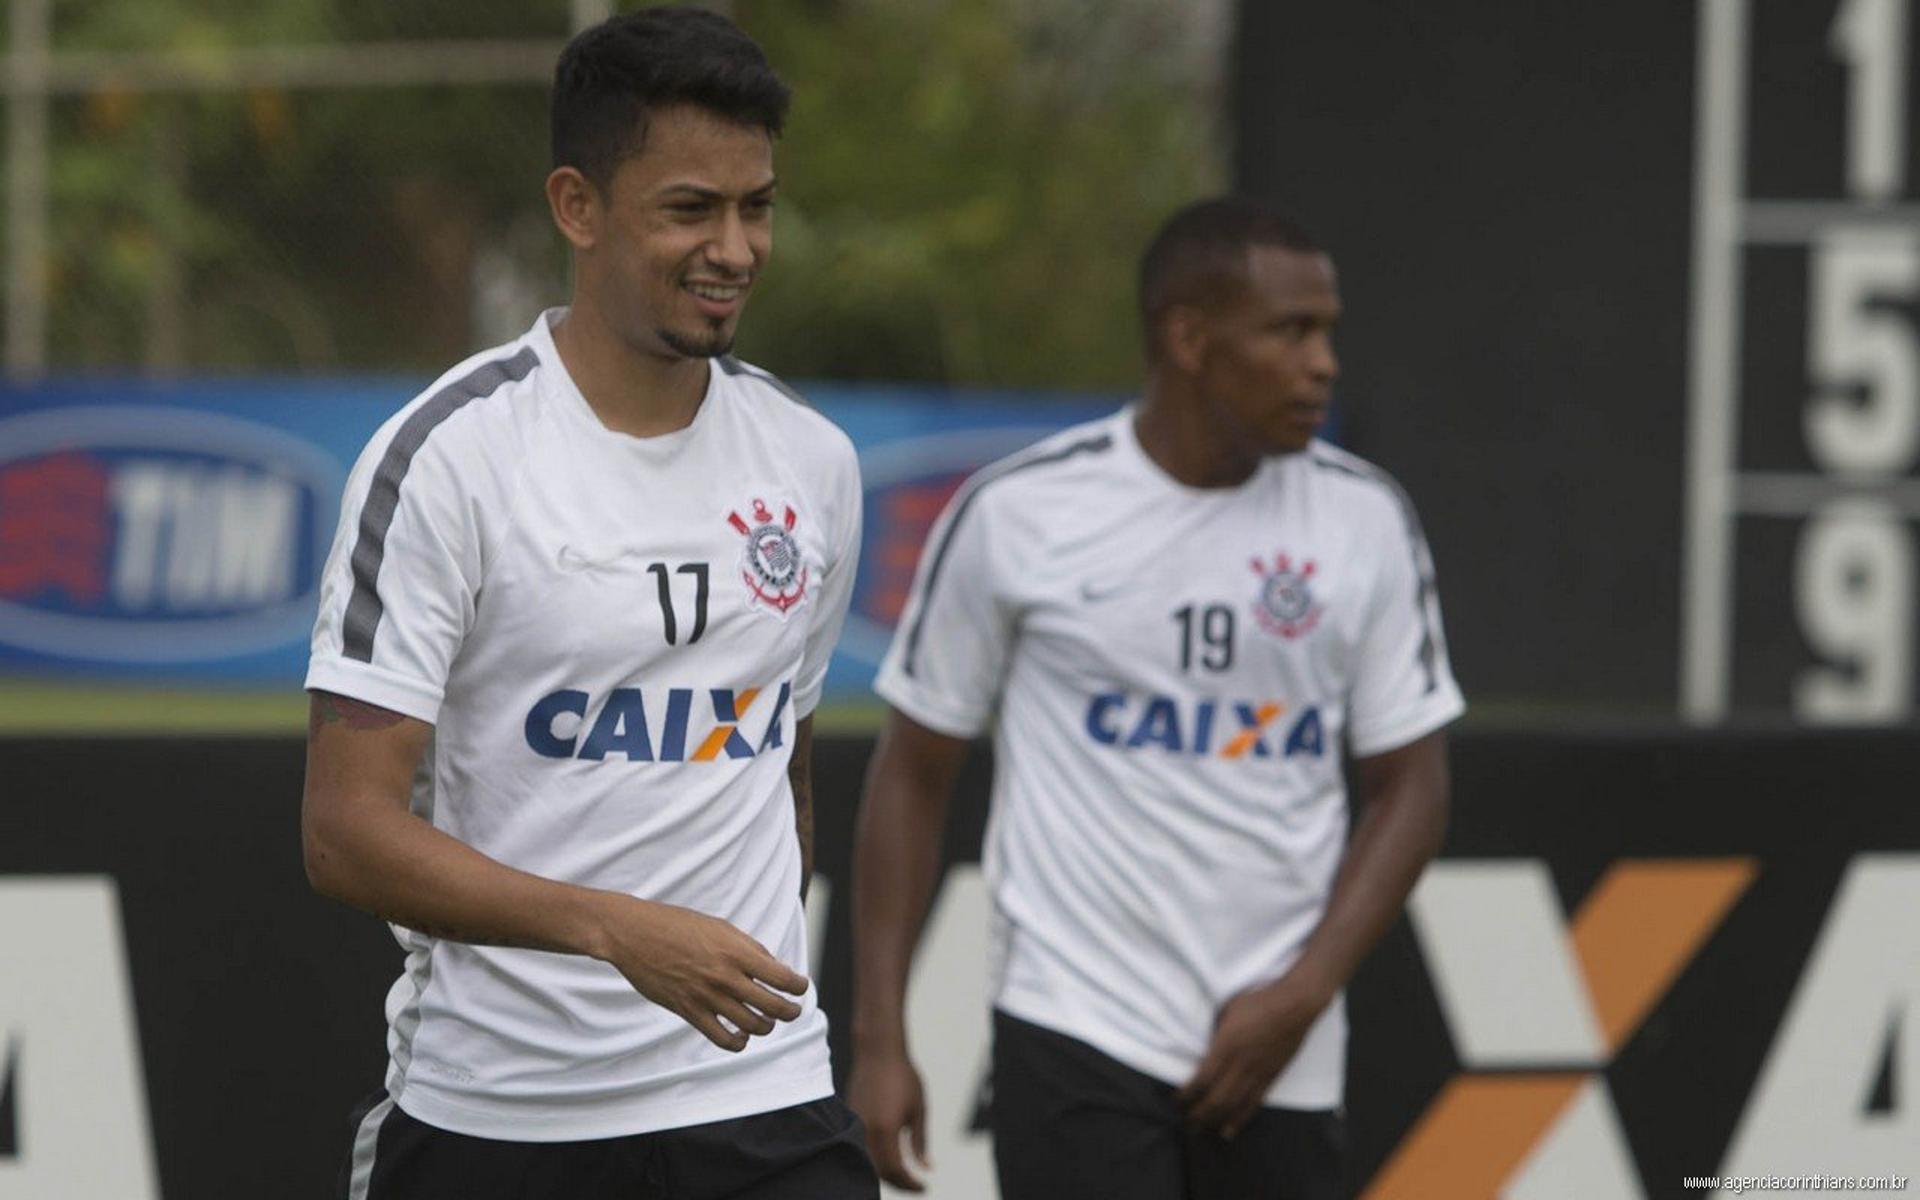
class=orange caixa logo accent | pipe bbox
[1250,551,1323,639]
[524,682,792,762]
[727,498,808,619]
[1365,858,1758,1199]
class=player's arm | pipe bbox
[846,708,973,1192]
[1177,729,1450,1136]
[787,714,816,899]
[301,688,809,1053]
[1287,729,1450,1006]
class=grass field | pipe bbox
[0,678,1663,738]
[0,679,888,737]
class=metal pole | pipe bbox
[145,103,185,376]
[33,42,565,94]
[1680,0,1750,723]
[572,0,614,32]
[7,0,50,380]
[1,29,579,380]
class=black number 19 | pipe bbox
[648,561,710,645]
[1173,603,1234,672]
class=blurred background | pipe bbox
[0,0,1224,732]
[2,2,1916,1198]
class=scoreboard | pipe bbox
[1237,0,1920,726]
[1685,0,1920,723]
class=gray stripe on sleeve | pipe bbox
[718,354,813,408]
[1310,451,1443,694]
[341,346,540,663]
[901,433,1113,677]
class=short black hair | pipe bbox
[551,5,791,189]
[1138,196,1323,358]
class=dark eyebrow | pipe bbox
[658,178,779,202]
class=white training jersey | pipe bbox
[874,408,1463,1109]
[306,309,861,1141]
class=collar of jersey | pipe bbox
[533,306,722,456]
[1115,404,1277,500]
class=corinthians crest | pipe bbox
[1250,551,1323,639]
[728,498,809,618]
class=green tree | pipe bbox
[735,0,1225,388]
[15,0,1225,388]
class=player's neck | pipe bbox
[550,304,710,439]
[1135,384,1262,489]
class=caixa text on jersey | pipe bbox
[524,682,792,762]
[1084,692,1326,760]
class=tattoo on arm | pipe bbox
[310,690,407,733]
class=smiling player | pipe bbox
[301,9,875,1198]
[847,197,1464,1200]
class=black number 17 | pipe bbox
[647,562,710,645]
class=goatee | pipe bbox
[660,325,735,359]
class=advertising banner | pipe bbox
[0,379,1117,696]
[1,729,1914,1198]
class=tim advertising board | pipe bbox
[0,403,339,676]
[0,380,1116,691]
[0,381,390,682]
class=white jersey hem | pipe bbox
[305,655,445,725]
[1346,690,1466,759]
[992,994,1343,1111]
[393,1065,836,1142]
[872,672,989,740]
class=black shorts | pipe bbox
[990,1011,1346,1200]
[339,1091,879,1200]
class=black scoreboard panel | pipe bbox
[1236,0,1920,724]
[1749,0,1912,198]
[1736,246,1820,476]
[1729,0,1920,723]
[1233,0,1699,713]
[1736,237,1918,717]
[1731,516,1837,706]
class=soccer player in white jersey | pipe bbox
[846,197,1464,1199]
[301,9,877,1198]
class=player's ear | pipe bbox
[1161,305,1210,375]
[545,166,600,252]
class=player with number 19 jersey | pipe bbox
[306,308,862,1140]
[873,407,1463,1109]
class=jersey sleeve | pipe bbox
[872,478,1017,739]
[792,444,864,719]
[305,422,480,725]
[1345,499,1465,758]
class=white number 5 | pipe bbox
[1804,229,1920,478]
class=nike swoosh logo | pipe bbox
[1079,580,1124,602]
[556,545,644,573]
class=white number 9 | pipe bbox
[1793,500,1913,722]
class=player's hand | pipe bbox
[596,896,808,1053]
[1175,973,1326,1139]
[846,1049,931,1191]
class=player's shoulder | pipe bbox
[714,355,858,468]
[961,412,1126,509]
[365,333,549,471]
[1297,439,1423,529]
